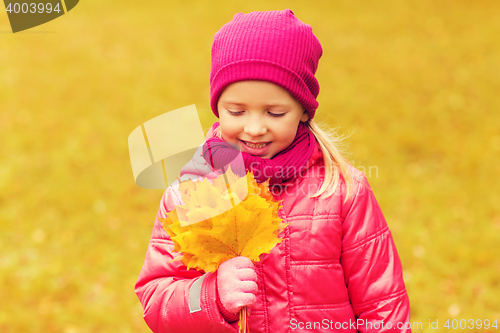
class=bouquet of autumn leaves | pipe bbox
[159,166,288,333]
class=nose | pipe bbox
[244,116,267,137]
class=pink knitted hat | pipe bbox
[210,9,323,119]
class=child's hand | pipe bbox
[216,256,258,314]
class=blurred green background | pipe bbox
[1,0,499,332]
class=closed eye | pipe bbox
[228,110,244,116]
[228,110,286,118]
[269,112,285,118]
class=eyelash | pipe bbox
[228,110,285,118]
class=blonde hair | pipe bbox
[304,119,355,203]
[214,119,356,203]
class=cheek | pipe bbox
[220,123,239,141]
[283,133,297,147]
[275,124,299,145]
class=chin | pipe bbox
[261,152,275,159]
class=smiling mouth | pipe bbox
[241,140,271,149]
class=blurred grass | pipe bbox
[1,0,499,332]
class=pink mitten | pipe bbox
[217,256,258,315]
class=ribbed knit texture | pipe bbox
[210,9,323,119]
[202,121,316,186]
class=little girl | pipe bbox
[135,9,411,333]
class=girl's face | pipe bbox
[218,80,309,159]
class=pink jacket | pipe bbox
[135,128,411,333]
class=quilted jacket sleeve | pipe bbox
[134,185,238,333]
[340,171,411,332]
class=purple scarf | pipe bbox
[202,121,316,185]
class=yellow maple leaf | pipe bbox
[160,165,287,273]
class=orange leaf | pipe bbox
[160,168,288,272]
